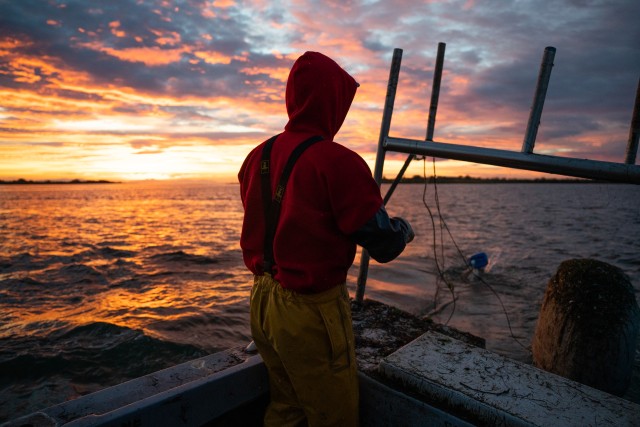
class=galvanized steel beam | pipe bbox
[385,136,640,184]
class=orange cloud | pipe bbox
[193,50,235,65]
[79,41,188,66]
[212,0,235,8]
[202,8,216,19]
[109,20,127,37]
[4,59,42,84]
[0,38,23,52]
[150,28,182,46]
[240,66,289,82]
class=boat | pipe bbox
[4,312,638,426]
[5,44,639,426]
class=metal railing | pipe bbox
[355,44,640,303]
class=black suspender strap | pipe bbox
[260,134,279,275]
[260,134,279,234]
[260,134,325,275]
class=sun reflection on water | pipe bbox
[0,181,253,351]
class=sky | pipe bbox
[1,0,639,182]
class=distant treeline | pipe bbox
[381,175,603,184]
[0,179,119,185]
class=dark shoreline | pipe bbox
[0,177,614,185]
[0,179,120,185]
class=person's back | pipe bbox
[239,51,413,426]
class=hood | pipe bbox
[284,51,359,139]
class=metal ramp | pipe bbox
[356,43,640,302]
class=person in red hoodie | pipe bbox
[239,51,413,427]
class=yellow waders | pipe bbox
[250,274,359,427]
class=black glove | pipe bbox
[393,217,415,243]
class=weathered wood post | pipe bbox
[532,258,640,396]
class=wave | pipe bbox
[0,321,208,422]
[145,307,251,353]
[0,252,36,273]
[0,277,47,290]
[2,321,206,371]
[1,248,226,279]
[97,246,137,259]
[57,264,106,284]
[0,246,137,275]
[148,250,219,265]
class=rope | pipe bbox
[422,157,531,353]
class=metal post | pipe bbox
[426,42,446,142]
[372,48,403,184]
[382,42,446,205]
[522,46,556,154]
[625,77,640,165]
[355,48,403,304]
[383,155,413,205]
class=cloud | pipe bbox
[0,0,638,181]
[0,0,284,99]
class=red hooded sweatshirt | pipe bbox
[238,52,383,293]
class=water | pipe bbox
[369,183,640,362]
[1,181,639,421]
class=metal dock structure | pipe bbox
[5,45,639,427]
[356,43,640,303]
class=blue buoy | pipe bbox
[468,252,488,270]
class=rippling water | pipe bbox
[367,183,640,362]
[1,180,639,420]
[0,181,252,420]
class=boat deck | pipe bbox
[7,331,639,426]
[380,331,639,426]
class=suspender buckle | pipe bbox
[275,184,285,202]
[260,160,269,174]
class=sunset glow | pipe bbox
[1,0,638,182]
